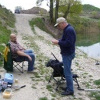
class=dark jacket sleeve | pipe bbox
[58,28,75,48]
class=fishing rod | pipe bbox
[51,52,59,61]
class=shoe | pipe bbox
[61,90,74,96]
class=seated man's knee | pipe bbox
[30,53,35,59]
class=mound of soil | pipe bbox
[20,7,48,14]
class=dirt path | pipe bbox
[0,14,100,100]
[15,14,36,46]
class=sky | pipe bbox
[0,0,49,12]
[0,0,100,13]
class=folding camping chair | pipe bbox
[4,42,25,73]
[12,58,25,73]
[46,53,80,90]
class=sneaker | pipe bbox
[61,90,74,96]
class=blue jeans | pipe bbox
[62,53,75,92]
[15,49,35,71]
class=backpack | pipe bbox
[3,43,13,72]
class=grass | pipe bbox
[0,25,11,44]
[45,76,50,81]
[39,97,48,100]
[29,17,55,37]
[34,72,41,78]
[89,92,100,100]
[94,79,100,85]
[76,32,100,46]
[0,5,15,66]
[0,5,15,27]
[46,85,53,92]
[29,18,48,33]
[51,93,56,97]
[51,99,55,100]
[86,79,100,100]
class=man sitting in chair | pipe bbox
[10,33,35,72]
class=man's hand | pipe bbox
[52,39,59,45]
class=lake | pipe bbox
[77,42,100,60]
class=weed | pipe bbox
[51,98,55,100]
[89,92,100,100]
[34,72,40,78]
[45,76,50,81]
[94,79,100,85]
[51,93,56,97]
[39,97,48,100]
[46,85,53,92]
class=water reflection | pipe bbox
[77,43,100,59]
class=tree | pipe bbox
[36,0,82,23]
[59,0,82,19]
[36,0,44,6]
[50,0,53,22]
[55,0,59,22]
[36,0,54,22]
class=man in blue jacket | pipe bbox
[52,17,76,96]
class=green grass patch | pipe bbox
[34,72,41,78]
[46,85,53,92]
[45,76,50,81]
[76,32,100,46]
[0,25,11,44]
[89,92,100,100]
[29,17,54,37]
[94,79,100,85]
[0,5,15,65]
[0,5,15,27]
[30,18,48,32]
[0,24,11,65]
[51,99,55,100]
[51,93,56,97]
[39,97,48,100]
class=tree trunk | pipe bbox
[63,3,70,19]
[55,0,59,22]
[50,0,53,23]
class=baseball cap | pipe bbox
[54,17,66,27]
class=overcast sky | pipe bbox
[0,0,100,13]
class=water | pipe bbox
[77,43,100,59]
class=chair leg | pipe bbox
[14,64,23,73]
[48,74,53,83]
[48,72,58,83]
[48,73,65,91]
[55,77,64,91]
[13,61,24,73]
[21,62,24,73]
[73,77,80,89]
